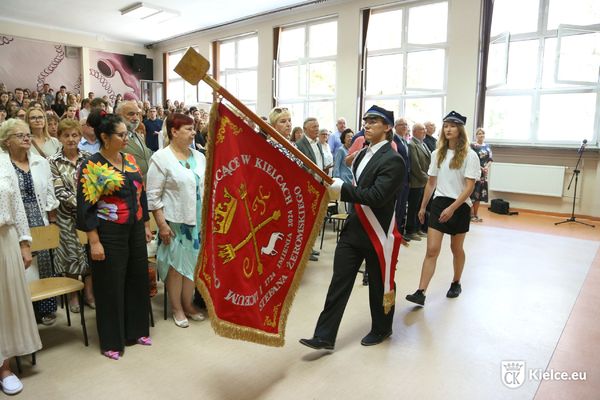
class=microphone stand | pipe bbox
[555,143,595,228]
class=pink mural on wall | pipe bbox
[0,35,81,92]
[88,50,152,103]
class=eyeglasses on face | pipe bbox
[12,132,32,140]
[29,115,45,121]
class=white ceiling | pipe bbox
[0,0,325,45]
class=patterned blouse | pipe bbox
[76,152,149,231]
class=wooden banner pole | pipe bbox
[174,47,333,185]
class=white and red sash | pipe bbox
[354,204,402,314]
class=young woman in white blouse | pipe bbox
[0,120,43,395]
[146,113,206,328]
[406,111,481,306]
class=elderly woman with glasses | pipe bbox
[0,120,43,395]
[0,118,60,325]
[48,119,94,312]
[146,113,206,328]
[26,107,61,158]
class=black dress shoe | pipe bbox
[360,330,392,346]
[312,250,320,256]
[406,289,426,306]
[446,281,462,298]
[309,254,319,261]
[299,337,334,350]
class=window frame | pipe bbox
[275,16,338,129]
[362,0,449,125]
[217,32,259,111]
[484,0,600,146]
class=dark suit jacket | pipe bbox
[340,142,405,247]
[296,136,324,169]
[392,134,410,186]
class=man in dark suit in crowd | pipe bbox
[300,105,405,350]
[392,118,411,246]
[423,121,437,152]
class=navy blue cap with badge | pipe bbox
[443,110,467,125]
[363,105,394,127]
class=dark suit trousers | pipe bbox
[313,236,395,344]
[406,187,424,234]
[395,182,409,234]
[91,219,150,351]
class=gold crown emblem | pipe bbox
[213,188,237,234]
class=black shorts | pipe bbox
[428,196,471,235]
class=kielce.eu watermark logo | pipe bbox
[501,361,587,389]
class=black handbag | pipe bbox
[489,198,510,215]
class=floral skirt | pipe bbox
[156,221,200,282]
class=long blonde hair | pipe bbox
[436,122,470,169]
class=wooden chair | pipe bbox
[320,201,349,249]
[16,225,90,371]
[29,225,89,345]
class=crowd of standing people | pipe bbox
[0,79,493,394]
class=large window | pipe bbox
[484,0,600,145]
[167,46,211,106]
[364,1,448,126]
[276,18,337,130]
[218,34,258,112]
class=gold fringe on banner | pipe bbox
[383,289,395,315]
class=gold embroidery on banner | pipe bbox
[214,188,237,234]
[251,186,271,216]
[216,116,243,144]
[216,183,281,278]
[264,304,280,328]
[307,182,320,215]
[242,257,254,279]
[201,253,211,288]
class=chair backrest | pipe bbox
[148,213,158,233]
[30,224,61,252]
[76,229,88,244]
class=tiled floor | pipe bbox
[12,209,600,400]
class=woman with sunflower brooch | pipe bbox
[76,110,153,360]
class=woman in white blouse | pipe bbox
[146,113,206,328]
[0,120,43,395]
[26,107,61,158]
[0,119,60,325]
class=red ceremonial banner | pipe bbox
[197,103,328,346]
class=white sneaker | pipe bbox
[1,374,23,395]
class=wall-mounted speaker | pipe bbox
[132,53,147,73]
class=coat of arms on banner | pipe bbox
[197,103,328,346]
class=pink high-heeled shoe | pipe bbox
[103,350,120,360]
[137,336,152,346]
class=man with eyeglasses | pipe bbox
[117,100,153,179]
[300,105,405,350]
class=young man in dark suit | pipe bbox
[300,105,406,350]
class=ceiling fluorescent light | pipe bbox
[120,2,161,19]
[143,9,179,24]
